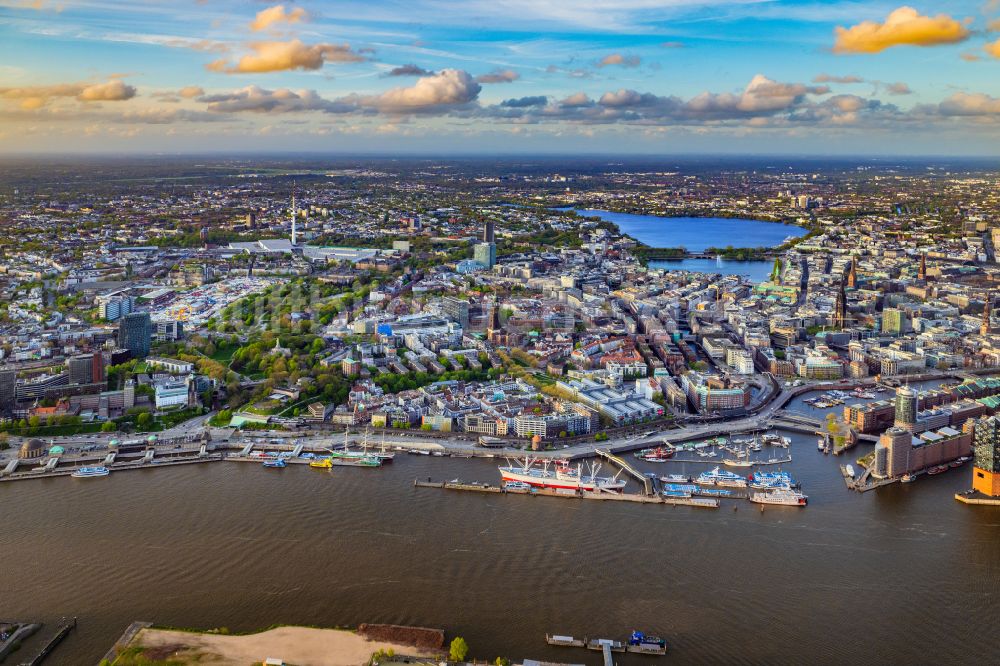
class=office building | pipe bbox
[155,320,184,342]
[118,312,152,359]
[473,241,496,269]
[67,352,105,385]
[0,370,16,416]
[972,416,1000,497]
[882,308,908,336]
[880,425,972,478]
[441,297,470,331]
[98,294,134,322]
[155,378,192,409]
[894,385,918,430]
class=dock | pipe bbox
[587,638,625,653]
[413,479,719,508]
[955,493,1000,506]
[595,448,653,495]
[838,464,855,489]
[20,617,76,666]
[0,455,222,483]
[99,621,152,665]
[546,634,586,648]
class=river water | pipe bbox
[4,420,999,664]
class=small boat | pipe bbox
[263,458,286,468]
[627,630,667,655]
[927,465,949,476]
[660,474,691,483]
[71,466,110,478]
[309,457,333,469]
[817,438,825,451]
[635,445,674,462]
[949,457,971,468]
[503,481,531,491]
[900,473,916,483]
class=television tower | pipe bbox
[290,187,297,246]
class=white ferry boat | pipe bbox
[749,470,797,490]
[750,488,807,506]
[499,457,626,492]
[71,466,110,478]
[697,466,747,488]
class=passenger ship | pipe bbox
[71,466,110,478]
[750,488,808,506]
[696,466,747,488]
[498,457,626,492]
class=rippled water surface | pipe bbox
[4,430,999,665]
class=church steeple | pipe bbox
[846,256,857,289]
[835,277,847,329]
[983,298,992,336]
[918,253,927,281]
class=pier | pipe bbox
[19,617,76,666]
[413,479,720,508]
[595,448,653,495]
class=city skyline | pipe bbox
[2,1,1000,154]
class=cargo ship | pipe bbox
[498,457,626,492]
[750,488,807,506]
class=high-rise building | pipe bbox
[972,416,1000,496]
[67,353,104,385]
[246,212,257,229]
[0,369,16,417]
[883,426,913,477]
[894,385,918,430]
[882,308,908,336]
[473,242,496,269]
[118,312,152,359]
[441,297,470,331]
[484,219,495,244]
[98,294,134,322]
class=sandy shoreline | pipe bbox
[128,625,437,665]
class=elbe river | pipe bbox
[4,417,999,664]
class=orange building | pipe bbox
[972,416,1000,497]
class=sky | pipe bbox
[1,0,999,154]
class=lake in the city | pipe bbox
[566,208,806,253]
[646,257,776,283]
[5,383,999,666]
